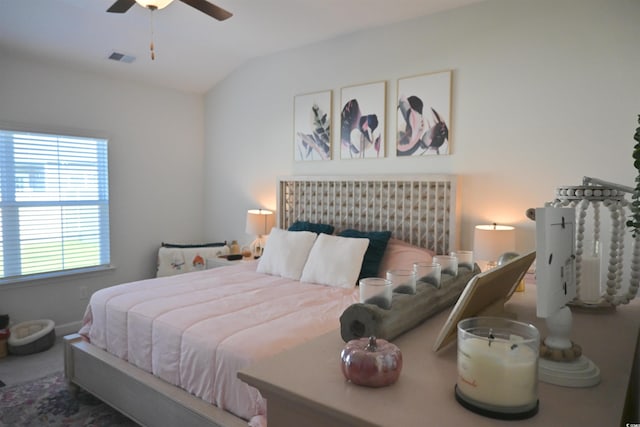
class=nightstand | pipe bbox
[206,257,248,269]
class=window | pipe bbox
[0,128,110,283]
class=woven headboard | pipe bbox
[277,175,458,255]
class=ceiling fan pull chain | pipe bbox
[149,6,157,60]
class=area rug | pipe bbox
[0,371,138,426]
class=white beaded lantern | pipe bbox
[549,179,640,306]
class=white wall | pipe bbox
[204,0,640,256]
[0,51,205,333]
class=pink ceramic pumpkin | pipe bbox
[340,336,403,387]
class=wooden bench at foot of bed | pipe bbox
[63,334,247,427]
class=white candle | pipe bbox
[457,336,537,407]
[580,255,601,303]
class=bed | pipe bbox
[63,174,459,427]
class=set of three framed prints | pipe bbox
[293,70,451,161]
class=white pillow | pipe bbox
[156,246,229,277]
[300,233,370,288]
[156,247,186,277]
[256,228,317,280]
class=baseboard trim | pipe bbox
[55,320,82,337]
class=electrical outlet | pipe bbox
[79,286,89,300]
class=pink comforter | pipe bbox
[80,260,359,425]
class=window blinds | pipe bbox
[0,129,110,283]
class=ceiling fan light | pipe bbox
[134,0,175,10]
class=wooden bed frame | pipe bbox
[63,174,459,427]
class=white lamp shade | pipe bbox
[135,0,175,9]
[245,209,275,236]
[473,224,516,262]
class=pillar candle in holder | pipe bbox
[456,317,540,419]
[579,239,602,304]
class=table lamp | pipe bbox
[245,209,275,258]
[473,224,516,270]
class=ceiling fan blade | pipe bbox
[179,0,232,21]
[107,0,136,13]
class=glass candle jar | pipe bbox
[456,317,540,419]
[359,278,392,309]
[386,269,416,294]
[413,262,441,289]
[433,255,458,277]
[451,250,474,271]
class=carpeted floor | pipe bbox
[0,371,139,426]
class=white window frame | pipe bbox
[0,124,111,285]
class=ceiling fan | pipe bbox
[107,0,232,21]
[107,0,232,60]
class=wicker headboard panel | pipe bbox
[277,175,458,255]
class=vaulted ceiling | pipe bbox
[0,0,484,93]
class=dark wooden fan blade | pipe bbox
[179,0,232,20]
[107,0,136,13]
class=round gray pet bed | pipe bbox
[8,319,56,355]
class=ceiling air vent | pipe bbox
[108,51,136,63]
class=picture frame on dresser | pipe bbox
[432,251,536,352]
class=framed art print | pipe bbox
[294,90,332,161]
[340,81,386,159]
[396,70,451,156]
